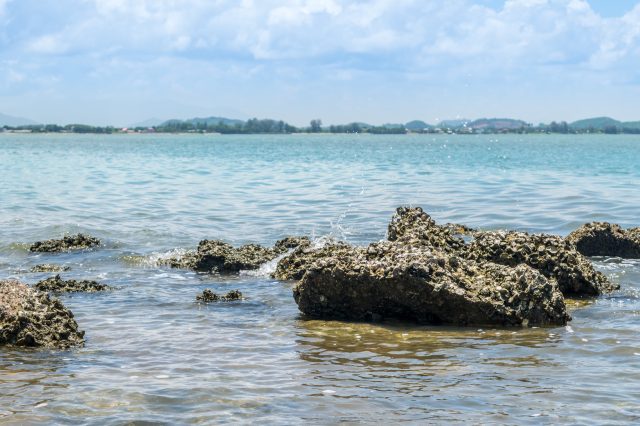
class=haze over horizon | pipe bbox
[1,0,640,127]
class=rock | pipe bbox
[29,264,71,273]
[293,241,569,327]
[167,236,310,274]
[0,279,84,348]
[566,222,640,258]
[29,234,100,253]
[465,230,617,296]
[35,275,111,293]
[273,240,352,281]
[387,207,465,252]
[196,289,243,302]
[273,236,311,254]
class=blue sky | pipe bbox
[1,0,639,126]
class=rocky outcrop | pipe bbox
[196,289,243,302]
[35,275,111,293]
[387,207,465,252]
[272,240,352,281]
[293,242,569,327]
[30,264,71,273]
[167,236,310,274]
[0,280,85,348]
[566,222,640,258]
[29,234,100,253]
[465,231,617,296]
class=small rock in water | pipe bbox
[29,233,100,253]
[0,279,85,348]
[196,289,243,302]
[566,222,640,259]
[35,275,111,293]
[29,264,71,273]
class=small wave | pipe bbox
[120,248,194,268]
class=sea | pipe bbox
[0,133,639,424]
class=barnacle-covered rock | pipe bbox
[0,279,85,348]
[166,236,310,274]
[566,222,640,258]
[293,241,569,327]
[465,231,617,296]
[35,275,111,293]
[387,207,465,252]
[30,264,71,273]
[29,233,100,253]
[196,289,243,302]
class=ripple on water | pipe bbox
[1,134,640,423]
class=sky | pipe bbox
[1,0,640,126]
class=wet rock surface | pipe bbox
[387,207,465,252]
[279,206,625,326]
[167,237,310,274]
[0,279,85,348]
[30,264,71,273]
[35,275,111,293]
[465,231,617,296]
[29,234,100,253]
[293,242,569,326]
[196,289,243,302]
[566,222,640,259]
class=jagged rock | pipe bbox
[387,207,465,252]
[166,236,310,274]
[29,233,100,253]
[0,279,85,348]
[293,242,569,327]
[465,231,617,296]
[272,240,352,281]
[196,289,243,302]
[35,275,111,293]
[29,264,71,273]
[273,236,311,254]
[566,222,640,258]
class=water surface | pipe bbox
[1,133,639,424]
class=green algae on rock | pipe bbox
[196,289,243,302]
[293,241,569,327]
[29,264,71,273]
[566,222,640,259]
[0,279,85,348]
[29,233,101,253]
[35,275,111,293]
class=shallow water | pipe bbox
[1,133,639,424]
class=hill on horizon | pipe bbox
[0,112,38,126]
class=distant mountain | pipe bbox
[437,119,470,129]
[161,116,245,127]
[468,118,528,130]
[570,117,621,130]
[382,123,405,129]
[0,112,38,126]
[129,118,165,128]
[405,120,433,131]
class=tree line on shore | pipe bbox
[3,117,640,135]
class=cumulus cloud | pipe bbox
[1,0,640,123]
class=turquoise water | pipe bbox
[0,133,639,424]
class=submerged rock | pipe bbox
[196,289,243,302]
[293,242,569,327]
[167,236,310,274]
[29,264,71,273]
[0,279,85,348]
[465,231,617,296]
[387,207,465,252]
[566,222,640,259]
[29,234,100,253]
[35,275,111,293]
